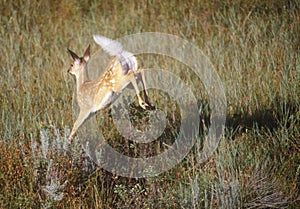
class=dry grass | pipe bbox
[0,0,299,208]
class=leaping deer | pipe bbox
[67,35,154,141]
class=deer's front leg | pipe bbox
[69,110,91,142]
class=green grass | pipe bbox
[0,0,299,208]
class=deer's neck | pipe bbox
[76,66,90,91]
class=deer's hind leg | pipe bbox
[116,70,153,110]
[138,69,154,109]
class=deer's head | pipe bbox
[67,45,90,78]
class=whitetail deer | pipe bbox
[67,35,154,141]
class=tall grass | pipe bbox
[0,0,299,208]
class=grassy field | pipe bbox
[0,0,299,208]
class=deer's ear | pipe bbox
[68,49,80,61]
[83,45,90,62]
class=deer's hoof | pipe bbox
[140,101,155,111]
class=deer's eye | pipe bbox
[71,64,74,67]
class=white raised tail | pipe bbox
[93,35,137,74]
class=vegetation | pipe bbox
[0,0,299,208]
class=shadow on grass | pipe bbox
[225,101,299,139]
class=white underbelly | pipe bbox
[92,91,114,112]
[121,81,130,91]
